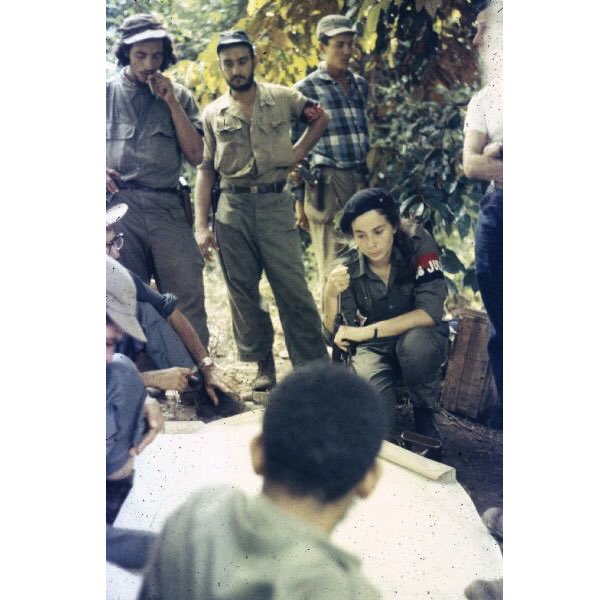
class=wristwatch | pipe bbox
[199,356,215,370]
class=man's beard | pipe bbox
[228,72,255,92]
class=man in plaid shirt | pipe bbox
[293,14,370,301]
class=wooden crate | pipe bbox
[440,308,499,423]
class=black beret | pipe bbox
[339,188,396,234]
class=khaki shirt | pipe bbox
[200,82,310,186]
[140,486,381,600]
[106,69,202,188]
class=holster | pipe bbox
[177,177,194,228]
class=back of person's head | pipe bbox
[261,362,385,502]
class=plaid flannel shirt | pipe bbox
[293,65,369,169]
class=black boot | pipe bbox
[251,351,276,391]
[413,406,442,441]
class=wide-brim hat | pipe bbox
[118,13,167,45]
[106,256,146,342]
[106,203,128,229]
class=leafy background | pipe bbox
[106,0,490,309]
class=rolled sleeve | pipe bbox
[178,86,204,136]
[198,111,216,170]
[412,233,447,323]
[131,271,178,318]
[464,91,487,134]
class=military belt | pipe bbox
[220,181,286,194]
[117,180,179,196]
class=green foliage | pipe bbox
[105,0,489,302]
[368,81,486,300]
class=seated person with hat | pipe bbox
[106,256,162,569]
[106,203,239,414]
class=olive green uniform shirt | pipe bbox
[139,487,381,600]
[106,69,203,188]
[199,82,310,186]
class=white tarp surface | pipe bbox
[107,412,502,599]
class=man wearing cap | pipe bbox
[292,14,370,302]
[106,203,238,408]
[194,30,330,390]
[463,0,503,402]
[106,13,209,347]
[106,255,162,569]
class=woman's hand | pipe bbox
[333,325,373,351]
[324,265,350,299]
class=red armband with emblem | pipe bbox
[302,103,324,124]
[415,252,443,283]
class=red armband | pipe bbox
[415,252,443,282]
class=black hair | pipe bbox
[113,36,177,70]
[318,33,331,45]
[342,193,417,276]
[261,362,385,502]
[375,201,417,276]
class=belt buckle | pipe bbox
[250,185,258,194]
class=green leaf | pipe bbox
[440,248,465,274]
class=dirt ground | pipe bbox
[160,260,503,517]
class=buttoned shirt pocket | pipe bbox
[214,116,249,175]
[256,111,294,169]
[147,120,180,172]
[106,121,135,173]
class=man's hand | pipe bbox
[195,226,219,261]
[202,365,240,406]
[130,397,165,457]
[288,165,302,186]
[106,168,121,194]
[147,72,176,105]
[142,367,193,392]
[324,265,350,299]
[295,201,309,231]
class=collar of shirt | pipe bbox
[213,81,276,118]
[252,493,362,572]
[353,244,407,286]
[116,67,149,99]
[314,62,358,89]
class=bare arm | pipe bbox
[194,166,219,260]
[334,309,435,352]
[463,129,503,182]
[168,309,209,364]
[322,265,349,332]
[149,73,204,166]
[292,110,330,164]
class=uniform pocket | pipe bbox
[106,121,135,173]
[214,117,249,175]
[256,114,294,168]
[148,120,180,172]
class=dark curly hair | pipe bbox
[113,36,177,71]
[262,362,385,502]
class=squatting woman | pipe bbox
[322,188,449,438]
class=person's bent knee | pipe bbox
[395,328,447,373]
